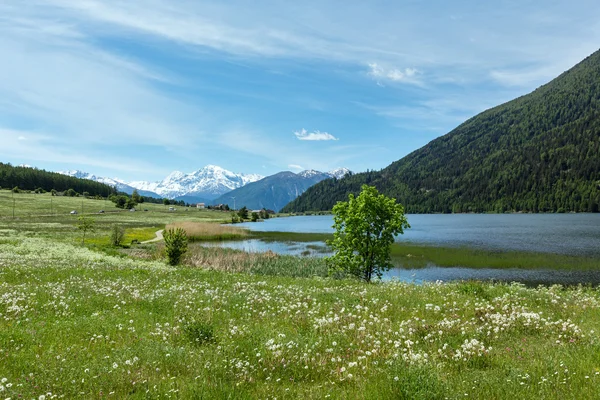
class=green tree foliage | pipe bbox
[163,228,188,266]
[0,163,115,196]
[11,186,19,193]
[113,195,128,209]
[76,216,95,245]
[131,189,141,204]
[259,209,270,219]
[237,206,249,220]
[283,50,600,214]
[251,212,259,222]
[109,225,125,247]
[163,198,170,207]
[125,198,137,210]
[326,185,409,282]
[66,188,77,197]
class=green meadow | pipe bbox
[1,189,600,399]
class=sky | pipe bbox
[1,0,600,182]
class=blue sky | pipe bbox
[1,0,600,182]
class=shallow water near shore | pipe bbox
[213,214,600,285]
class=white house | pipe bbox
[196,203,205,209]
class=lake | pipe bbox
[204,214,600,285]
[236,214,600,256]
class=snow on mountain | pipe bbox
[298,169,323,179]
[58,165,348,202]
[128,165,264,200]
[328,167,352,179]
[57,170,151,196]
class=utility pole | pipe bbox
[12,190,15,219]
[50,194,53,216]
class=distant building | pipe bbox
[196,203,205,209]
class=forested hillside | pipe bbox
[0,163,116,196]
[283,50,600,214]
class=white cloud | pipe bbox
[288,164,304,170]
[294,129,338,141]
[368,63,421,85]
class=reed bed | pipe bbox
[185,243,328,277]
[166,221,249,241]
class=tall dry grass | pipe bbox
[166,221,248,241]
[185,244,328,277]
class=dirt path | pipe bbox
[141,229,164,244]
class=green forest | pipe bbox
[283,50,600,214]
[0,163,116,197]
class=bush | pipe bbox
[163,227,188,265]
[110,225,125,246]
[251,212,259,222]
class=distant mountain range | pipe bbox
[283,49,600,214]
[128,165,263,201]
[58,166,351,208]
[212,168,351,211]
[59,165,263,202]
[57,170,161,198]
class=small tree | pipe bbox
[51,189,57,196]
[131,189,141,204]
[326,185,410,282]
[163,227,188,265]
[163,198,170,208]
[112,195,128,209]
[12,186,19,193]
[251,212,259,222]
[237,206,249,220]
[66,188,77,197]
[76,216,96,245]
[110,225,125,246]
[125,197,137,210]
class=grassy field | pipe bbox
[1,190,600,399]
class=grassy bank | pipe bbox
[1,233,600,399]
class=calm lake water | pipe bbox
[204,214,600,285]
[236,214,600,256]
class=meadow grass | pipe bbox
[1,233,600,399]
[1,192,600,398]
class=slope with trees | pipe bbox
[0,163,117,197]
[283,50,600,214]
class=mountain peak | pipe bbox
[328,168,351,179]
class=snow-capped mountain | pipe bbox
[212,168,353,211]
[58,165,348,204]
[328,167,352,179]
[58,170,161,198]
[298,168,351,180]
[59,165,264,201]
[128,165,263,200]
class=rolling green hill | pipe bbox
[283,50,600,214]
[0,162,116,197]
